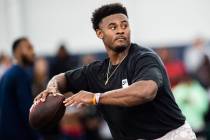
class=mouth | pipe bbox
[115,36,126,41]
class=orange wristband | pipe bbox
[92,94,96,105]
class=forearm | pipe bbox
[48,73,68,93]
[99,80,158,107]
[34,73,70,102]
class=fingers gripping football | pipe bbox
[33,78,60,103]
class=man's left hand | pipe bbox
[63,90,95,108]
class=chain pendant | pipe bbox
[105,79,108,85]
[104,54,127,86]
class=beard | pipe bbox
[109,45,128,53]
[21,55,34,66]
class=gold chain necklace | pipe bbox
[105,55,127,85]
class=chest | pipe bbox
[87,62,134,93]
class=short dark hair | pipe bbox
[12,37,28,54]
[91,3,128,30]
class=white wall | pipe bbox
[0,0,8,54]
[0,0,25,54]
[132,0,210,46]
[0,0,210,55]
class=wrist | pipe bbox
[92,93,101,105]
[95,93,101,104]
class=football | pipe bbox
[29,94,66,132]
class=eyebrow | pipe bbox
[108,23,116,27]
[107,20,128,27]
[121,20,128,23]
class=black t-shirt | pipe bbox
[65,43,185,140]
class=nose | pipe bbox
[116,27,124,34]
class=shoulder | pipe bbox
[3,65,17,77]
[129,43,163,64]
[0,66,18,84]
[3,65,25,80]
[85,60,107,73]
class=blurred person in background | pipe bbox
[184,37,210,89]
[198,55,210,91]
[173,75,209,138]
[0,53,12,80]
[184,37,210,139]
[34,3,196,140]
[0,37,38,140]
[60,105,86,140]
[32,57,49,97]
[156,48,186,88]
[49,44,78,79]
[80,106,102,140]
[202,54,210,140]
[81,54,97,65]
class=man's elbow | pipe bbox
[127,91,157,107]
[137,81,158,102]
[144,90,157,102]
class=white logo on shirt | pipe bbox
[122,79,129,88]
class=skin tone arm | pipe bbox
[99,80,157,106]
[63,80,158,107]
[34,73,67,102]
[34,73,158,107]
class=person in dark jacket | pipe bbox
[0,37,38,140]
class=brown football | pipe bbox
[29,94,66,132]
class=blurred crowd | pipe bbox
[0,36,210,140]
[156,37,210,140]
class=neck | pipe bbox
[107,45,130,65]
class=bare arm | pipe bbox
[48,73,68,94]
[99,80,158,106]
[34,73,69,102]
[64,80,158,107]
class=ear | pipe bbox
[96,29,103,39]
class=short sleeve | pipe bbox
[132,54,163,87]
[65,66,89,93]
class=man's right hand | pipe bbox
[33,90,56,103]
[33,77,59,103]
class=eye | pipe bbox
[109,25,116,30]
[111,27,116,30]
[121,23,128,29]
